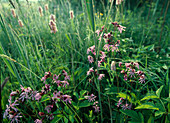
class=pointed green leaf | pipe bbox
[156,85,164,98]
[140,93,158,101]
[135,102,159,110]
[117,92,131,102]
[155,111,165,117]
[120,109,140,121]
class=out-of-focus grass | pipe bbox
[0,0,169,122]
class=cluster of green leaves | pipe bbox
[0,0,169,122]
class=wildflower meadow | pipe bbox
[0,0,169,123]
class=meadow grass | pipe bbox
[0,0,169,122]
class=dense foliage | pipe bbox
[0,0,169,122]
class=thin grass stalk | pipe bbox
[152,0,160,17]
[104,0,114,25]
[85,0,103,121]
[108,97,113,123]
[147,0,153,22]
[159,0,169,50]
[0,13,13,44]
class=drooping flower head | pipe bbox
[18,20,24,27]
[38,6,43,16]
[69,10,74,19]
[11,9,16,18]
[44,4,48,11]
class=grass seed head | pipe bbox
[69,10,74,19]
[11,9,16,18]
[38,6,43,16]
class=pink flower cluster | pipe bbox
[112,22,126,33]
[4,70,72,123]
[85,93,100,113]
[120,62,145,83]
[3,96,22,123]
[117,98,132,110]
[52,70,70,87]
[52,91,72,104]
[87,67,105,81]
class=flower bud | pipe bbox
[39,112,45,116]
[111,61,116,71]
[69,10,74,19]
[44,4,48,11]
[38,6,43,16]
[11,9,16,18]
[18,20,24,27]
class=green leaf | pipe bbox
[73,92,79,99]
[40,95,50,103]
[120,110,140,121]
[138,112,144,123]
[140,93,158,101]
[80,90,87,97]
[147,115,154,123]
[156,85,164,98]
[135,102,159,110]
[51,115,63,123]
[117,92,131,102]
[79,100,92,108]
[85,0,95,32]
[104,87,118,95]
[155,111,165,117]
[69,115,74,123]
[64,117,68,123]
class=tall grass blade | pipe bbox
[85,0,95,32]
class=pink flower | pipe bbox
[64,75,70,81]
[95,30,100,36]
[121,69,125,74]
[45,105,53,113]
[88,55,94,63]
[117,25,126,33]
[110,45,119,52]
[87,67,94,75]
[117,98,123,107]
[41,71,52,83]
[95,26,104,36]
[134,62,139,69]
[139,75,145,83]
[112,22,126,33]
[136,71,144,75]
[48,113,54,120]
[124,74,127,81]
[121,103,131,110]
[62,95,72,104]
[85,94,96,102]
[128,69,136,78]
[41,84,51,94]
[35,119,42,123]
[10,91,18,96]
[53,74,59,81]
[35,93,41,101]
[100,51,106,60]
[103,44,110,51]
[38,112,45,116]
[98,61,102,67]
[61,81,69,87]
[125,63,131,68]
[119,62,122,67]
[9,113,22,123]
[52,91,61,101]
[98,74,105,80]
[87,45,96,55]
[93,105,100,112]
